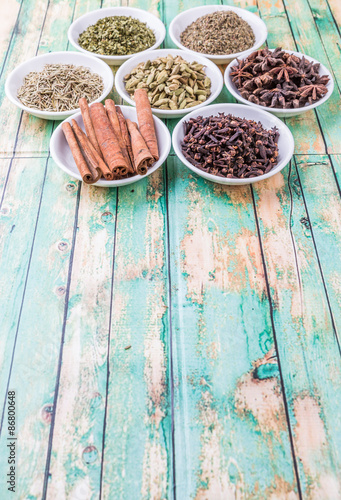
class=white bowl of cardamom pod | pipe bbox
[115,49,224,119]
[68,7,166,65]
[169,5,267,65]
[5,51,114,120]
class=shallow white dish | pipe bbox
[50,105,170,187]
[5,51,114,121]
[169,5,267,65]
[115,49,224,119]
[172,103,294,185]
[68,7,166,66]
[225,49,334,118]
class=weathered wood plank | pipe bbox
[44,183,116,500]
[256,0,326,155]
[0,163,79,498]
[101,168,172,499]
[283,0,341,153]
[327,0,341,27]
[297,154,341,331]
[0,0,22,73]
[166,156,299,499]
[0,0,49,156]
[252,161,341,497]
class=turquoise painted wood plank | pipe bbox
[252,162,341,496]
[327,0,341,27]
[101,168,173,499]
[257,0,326,155]
[283,0,341,153]
[0,0,23,73]
[166,157,299,499]
[44,183,116,499]
[0,0,49,155]
[0,164,79,499]
[0,157,47,410]
[297,155,341,330]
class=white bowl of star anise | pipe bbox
[225,47,334,118]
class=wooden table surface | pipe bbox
[1,0,341,498]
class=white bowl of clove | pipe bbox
[5,51,114,120]
[225,48,334,117]
[50,104,171,187]
[172,103,295,185]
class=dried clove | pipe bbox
[230,47,330,109]
[181,113,279,179]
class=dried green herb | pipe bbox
[17,64,104,112]
[78,16,156,56]
[180,11,255,55]
[124,54,211,110]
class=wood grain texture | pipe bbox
[166,158,298,499]
[252,162,341,497]
[0,161,79,498]
[101,169,172,500]
[1,0,341,498]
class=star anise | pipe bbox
[231,47,330,109]
[230,60,254,86]
[298,83,328,103]
[268,63,299,82]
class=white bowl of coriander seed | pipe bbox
[169,5,267,65]
[115,49,224,119]
[5,51,114,120]
[68,7,166,66]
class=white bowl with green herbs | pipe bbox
[5,51,114,120]
[115,49,224,119]
[68,7,166,66]
[169,5,267,65]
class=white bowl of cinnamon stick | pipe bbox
[50,90,170,187]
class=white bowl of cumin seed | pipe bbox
[5,51,114,120]
[169,5,267,65]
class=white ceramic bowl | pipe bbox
[68,7,166,66]
[5,51,114,120]
[169,5,267,65]
[115,49,224,119]
[225,49,334,118]
[172,103,294,185]
[50,105,171,187]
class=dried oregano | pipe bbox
[180,11,255,55]
[78,16,156,56]
[124,54,211,110]
[17,64,104,112]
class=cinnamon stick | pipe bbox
[90,103,129,174]
[105,99,134,174]
[79,98,103,160]
[62,122,100,184]
[116,106,135,168]
[71,119,113,181]
[134,88,159,161]
[126,119,154,176]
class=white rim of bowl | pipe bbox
[225,48,334,114]
[169,5,268,61]
[68,7,166,61]
[115,49,224,117]
[5,51,114,118]
[50,106,171,187]
[172,103,295,184]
